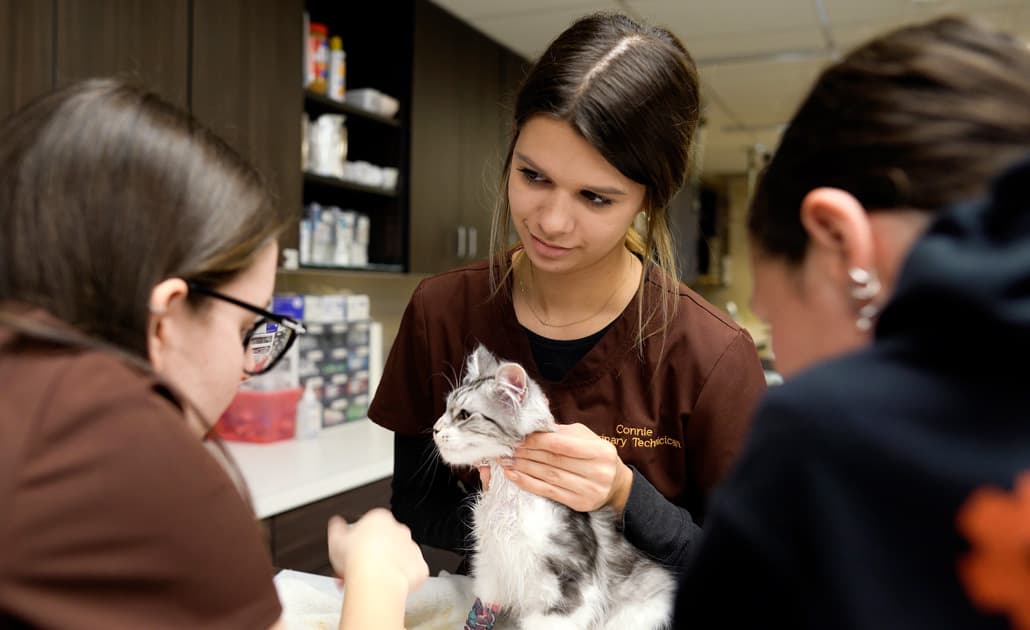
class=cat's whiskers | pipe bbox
[411,438,446,511]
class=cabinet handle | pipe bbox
[468,227,478,259]
[457,225,467,258]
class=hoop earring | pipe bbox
[848,267,882,332]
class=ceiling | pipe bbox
[430,0,1030,174]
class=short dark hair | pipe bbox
[749,16,1030,264]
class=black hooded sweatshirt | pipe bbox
[673,155,1030,630]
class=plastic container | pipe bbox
[295,382,324,439]
[344,88,399,117]
[308,114,347,178]
[214,387,303,443]
[377,93,399,118]
[307,22,329,94]
[381,167,398,190]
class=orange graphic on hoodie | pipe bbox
[956,471,1030,630]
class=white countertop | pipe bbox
[226,418,394,519]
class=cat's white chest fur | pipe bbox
[471,464,605,627]
[474,464,564,593]
[436,345,674,629]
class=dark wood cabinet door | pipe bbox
[54,0,189,109]
[191,0,303,247]
[409,0,527,274]
[267,477,392,576]
[0,0,53,120]
[263,476,462,577]
[408,0,464,274]
[457,29,503,266]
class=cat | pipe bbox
[433,344,676,630]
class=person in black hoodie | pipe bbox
[674,16,1030,630]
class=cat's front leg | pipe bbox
[599,593,673,630]
[519,611,592,630]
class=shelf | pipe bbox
[303,172,397,198]
[304,91,400,127]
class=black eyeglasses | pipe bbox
[187,282,306,375]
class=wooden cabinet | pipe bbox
[191,0,303,248]
[408,0,463,273]
[1,0,526,276]
[54,0,190,109]
[1,0,300,238]
[264,477,392,575]
[408,0,526,274]
[0,0,53,120]
[261,476,463,577]
[456,28,512,272]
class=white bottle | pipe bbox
[295,383,323,439]
[328,36,346,102]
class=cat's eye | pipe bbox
[455,409,469,421]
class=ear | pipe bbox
[465,344,497,381]
[494,362,529,407]
[799,187,876,277]
[147,277,189,372]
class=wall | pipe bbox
[693,174,770,353]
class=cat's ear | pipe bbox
[495,362,529,406]
[466,344,497,380]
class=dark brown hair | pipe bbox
[749,16,1030,264]
[0,79,290,356]
[488,11,701,347]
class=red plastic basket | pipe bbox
[214,387,303,443]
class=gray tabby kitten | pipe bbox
[433,344,675,630]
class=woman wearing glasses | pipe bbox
[0,80,427,629]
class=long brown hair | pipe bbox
[0,78,291,356]
[0,79,291,501]
[488,12,701,349]
[749,16,1030,264]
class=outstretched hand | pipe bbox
[495,423,633,513]
[327,508,429,593]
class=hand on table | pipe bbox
[480,423,633,513]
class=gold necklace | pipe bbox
[519,256,631,329]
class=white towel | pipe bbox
[274,569,476,630]
[404,571,476,629]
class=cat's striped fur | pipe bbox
[433,344,675,630]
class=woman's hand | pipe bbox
[501,423,633,513]
[327,508,429,593]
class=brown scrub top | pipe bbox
[0,317,281,629]
[371,258,766,511]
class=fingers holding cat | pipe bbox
[478,463,492,491]
[501,423,634,514]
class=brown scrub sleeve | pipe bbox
[685,328,767,493]
[368,280,434,435]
